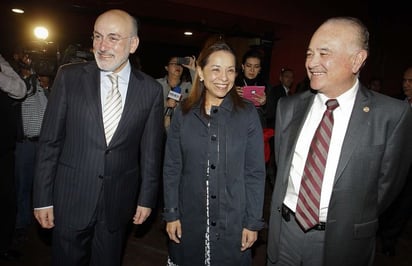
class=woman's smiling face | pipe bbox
[197,50,236,105]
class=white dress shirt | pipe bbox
[100,61,131,114]
[284,80,359,222]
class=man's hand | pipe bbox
[34,207,55,229]
[166,220,182,243]
[133,206,152,224]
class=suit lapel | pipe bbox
[334,86,371,184]
[281,92,315,185]
[108,68,141,145]
[82,63,104,134]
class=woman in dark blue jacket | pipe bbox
[163,41,266,266]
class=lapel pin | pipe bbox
[363,106,370,112]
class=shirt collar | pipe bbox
[315,79,359,111]
[100,60,131,85]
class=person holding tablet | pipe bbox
[235,48,272,128]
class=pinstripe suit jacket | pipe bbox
[267,85,412,266]
[33,61,164,231]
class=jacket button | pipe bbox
[211,135,217,141]
[211,195,216,199]
[212,109,218,113]
[105,149,110,154]
[211,221,216,226]
[98,175,104,179]
[210,164,216,169]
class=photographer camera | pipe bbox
[18,53,37,96]
[157,55,196,132]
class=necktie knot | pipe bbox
[326,99,339,111]
[108,73,118,89]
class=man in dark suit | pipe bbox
[266,17,412,266]
[33,9,164,266]
[378,66,412,256]
[266,67,294,187]
[266,67,294,129]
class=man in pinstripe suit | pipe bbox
[33,9,164,266]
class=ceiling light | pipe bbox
[184,31,193,36]
[12,8,24,14]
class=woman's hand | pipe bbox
[166,98,178,108]
[253,91,266,106]
[166,220,182,243]
[183,55,196,71]
[236,86,243,97]
[241,228,258,251]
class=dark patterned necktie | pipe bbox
[295,99,339,231]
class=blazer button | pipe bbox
[211,135,217,141]
[211,195,216,199]
[211,221,216,226]
[98,175,104,179]
[210,164,216,169]
[105,149,111,154]
[212,109,218,113]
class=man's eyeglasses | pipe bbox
[91,33,132,46]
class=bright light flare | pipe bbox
[34,26,49,40]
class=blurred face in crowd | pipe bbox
[403,67,412,99]
[369,79,382,92]
[93,9,139,73]
[38,75,50,89]
[305,20,367,98]
[280,69,294,89]
[242,57,261,80]
[198,50,236,106]
[166,57,184,79]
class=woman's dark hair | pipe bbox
[242,48,264,65]
[181,41,244,115]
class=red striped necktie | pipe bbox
[295,99,339,231]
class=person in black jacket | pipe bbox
[0,53,26,261]
[235,48,272,128]
[265,67,294,187]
